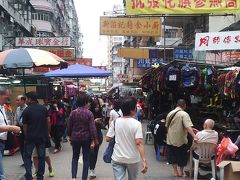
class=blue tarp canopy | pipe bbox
[44,64,112,78]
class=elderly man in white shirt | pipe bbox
[193,119,218,159]
[0,87,21,179]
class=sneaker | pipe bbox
[53,147,62,153]
[62,138,68,142]
[53,149,59,153]
[89,169,96,178]
[32,172,37,179]
[49,169,55,177]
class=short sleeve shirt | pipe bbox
[22,103,49,143]
[166,107,193,147]
[107,117,143,164]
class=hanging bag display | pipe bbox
[165,65,180,89]
[181,65,199,89]
[103,119,116,163]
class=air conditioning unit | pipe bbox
[0,11,4,18]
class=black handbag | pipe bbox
[103,120,116,163]
[45,138,52,148]
[5,132,17,150]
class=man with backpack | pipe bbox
[165,99,198,178]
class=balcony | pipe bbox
[30,0,54,13]
[0,0,32,32]
[32,20,52,32]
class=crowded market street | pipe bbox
[4,123,177,180]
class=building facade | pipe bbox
[0,0,35,50]
[0,0,83,58]
[30,0,83,58]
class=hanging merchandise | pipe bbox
[165,65,181,89]
[218,73,227,96]
[142,74,152,92]
[192,70,204,95]
[224,69,239,99]
[181,64,199,90]
[234,72,240,97]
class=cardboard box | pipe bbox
[217,161,240,180]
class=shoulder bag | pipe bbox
[166,110,182,130]
[103,119,116,163]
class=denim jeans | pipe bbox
[89,144,100,170]
[0,142,6,180]
[112,160,140,180]
[23,141,46,180]
[71,140,90,180]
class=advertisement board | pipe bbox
[174,48,193,59]
[41,48,75,61]
[100,16,161,36]
[126,0,240,15]
[15,37,71,47]
[195,31,240,51]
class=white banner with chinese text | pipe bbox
[15,37,71,47]
[195,31,240,51]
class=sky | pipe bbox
[74,0,123,66]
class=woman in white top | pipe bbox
[106,97,148,180]
[109,100,123,126]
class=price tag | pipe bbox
[169,75,177,81]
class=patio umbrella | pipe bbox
[44,64,112,94]
[0,48,66,93]
[44,64,112,78]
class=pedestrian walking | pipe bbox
[106,97,148,180]
[49,99,65,153]
[89,99,103,178]
[109,99,122,126]
[32,147,55,178]
[165,99,198,177]
[14,95,27,167]
[0,86,21,179]
[68,94,98,180]
[22,91,51,180]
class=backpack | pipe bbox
[181,65,199,89]
[165,65,180,89]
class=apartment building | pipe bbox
[0,0,82,58]
[0,0,35,50]
[30,0,83,58]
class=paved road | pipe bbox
[3,122,195,180]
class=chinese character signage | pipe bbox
[174,48,193,59]
[100,17,161,36]
[195,31,240,51]
[126,0,240,15]
[137,58,162,68]
[15,37,71,47]
[41,48,75,60]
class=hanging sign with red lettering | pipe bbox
[195,31,240,51]
[15,37,71,47]
[126,0,240,15]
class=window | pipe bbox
[165,29,177,38]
